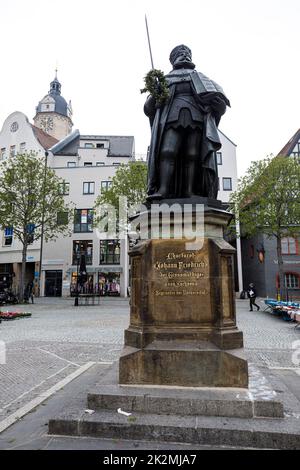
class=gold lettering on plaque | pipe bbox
[154,260,207,270]
[153,250,208,298]
[166,252,196,260]
[159,271,204,279]
[155,289,207,296]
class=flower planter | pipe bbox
[0,311,32,320]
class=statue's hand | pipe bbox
[144,95,157,117]
[209,96,227,116]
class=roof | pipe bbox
[80,135,135,157]
[218,129,237,147]
[35,75,70,118]
[277,128,300,156]
[49,129,80,155]
[31,125,58,150]
[50,132,135,157]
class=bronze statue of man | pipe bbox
[144,45,230,200]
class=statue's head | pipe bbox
[169,45,195,69]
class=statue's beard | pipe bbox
[173,60,195,70]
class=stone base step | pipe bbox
[87,387,283,419]
[48,409,300,450]
[86,361,284,419]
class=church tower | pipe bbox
[33,72,73,140]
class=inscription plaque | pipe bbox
[149,239,212,324]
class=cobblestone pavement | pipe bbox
[236,298,300,368]
[0,296,299,426]
[0,298,128,421]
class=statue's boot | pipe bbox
[156,158,176,198]
[183,160,197,197]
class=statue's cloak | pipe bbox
[145,68,230,196]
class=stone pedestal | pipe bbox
[120,201,248,388]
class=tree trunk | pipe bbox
[276,236,285,301]
[19,242,28,303]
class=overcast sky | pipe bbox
[0,0,299,176]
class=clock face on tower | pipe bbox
[40,116,54,133]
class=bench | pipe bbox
[78,294,101,306]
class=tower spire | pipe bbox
[49,70,61,95]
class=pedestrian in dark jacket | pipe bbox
[24,281,34,304]
[247,283,260,311]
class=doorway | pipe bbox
[45,270,62,297]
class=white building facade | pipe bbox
[0,75,134,298]
[42,131,134,297]
[0,111,58,290]
[217,130,243,293]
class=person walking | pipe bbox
[247,283,260,311]
[24,280,34,304]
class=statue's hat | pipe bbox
[169,45,192,65]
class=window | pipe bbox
[20,142,26,152]
[10,145,16,157]
[84,143,94,148]
[113,163,121,166]
[100,239,120,265]
[0,148,5,160]
[101,181,112,192]
[96,143,104,149]
[96,162,105,166]
[72,240,93,265]
[10,122,18,132]
[67,162,76,167]
[74,209,93,232]
[4,227,13,246]
[27,223,35,244]
[285,273,299,289]
[57,212,68,225]
[58,181,70,195]
[84,162,93,167]
[281,237,297,255]
[290,142,300,158]
[222,177,232,191]
[216,152,222,165]
[83,182,95,194]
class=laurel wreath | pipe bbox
[140,69,169,106]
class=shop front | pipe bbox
[70,272,95,296]
[97,272,121,296]
[69,267,122,296]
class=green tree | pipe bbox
[229,155,300,299]
[96,161,147,210]
[0,152,73,301]
[94,161,147,234]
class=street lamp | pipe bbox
[74,252,80,307]
[74,251,87,307]
[38,150,48,297]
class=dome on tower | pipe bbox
[35,72,71,118]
